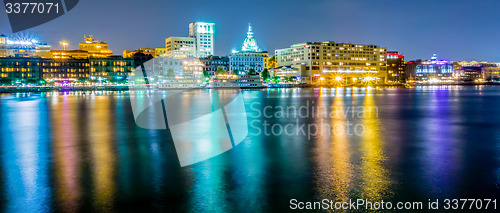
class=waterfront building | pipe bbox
[78,35,113,58]
[454,66,483,82]
[229,24,267,74]
[0,34,51,58]
[405,54,454,82]
[200,56,230,75]
[274,65,307,80]
[89,56,134,80]
[386,51,405,82]
[275,41,387,84]
[165,37,196,58]
[0,57,43,79]
[42,58,90,80]
[189,22,215,58]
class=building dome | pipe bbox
[241,24,261,52]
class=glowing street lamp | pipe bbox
[60,41,69,51]
[335,76,342,81]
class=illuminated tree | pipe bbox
[216,68,227,75]
[248,68,256,75]
[261,68,270,81]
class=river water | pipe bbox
[0,86,499,212]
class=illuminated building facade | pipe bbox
[50,50,90,59]
[405,54,454,82]
[454,66,483,82]
[275,41,387,84]
[89,56,133,79]
[189,22,215,58]
[386,51,405,82]
[0,34,51,58]
[165,37,196,58]
[200,56,229,75]
[0,56,133,82]
[229,24,268,74]
[241,24,261,52]
[78,35,113,58]
[0,57,43,79]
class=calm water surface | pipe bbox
[0,86,499,212]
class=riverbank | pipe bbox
[2,82,500,93]
[0,86,129,93]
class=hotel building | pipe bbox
[275,41,388,84]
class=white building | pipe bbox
[165,37,196,58]
[189,22,215,58]
[229,24,267,74]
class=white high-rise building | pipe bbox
[189,22,215,58]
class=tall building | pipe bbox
[229,24,267,74]
[386,51,405,82]
[165,37,196,58]
[275,41,387,84]
[78,35,113,58]
[189,22,215,58]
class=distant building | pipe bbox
[229,24,267,74]
[386,51,405,82]
[0,55,133,82]
[78,35,113,58]
[200,56,229,75]
[50,50,89,59]
[165,37,196,58]
[454,66,483,82]
[189,22,215,58]
[0,34,51,58]
[275,42,387,84]
[154,48,166,57]
[405,54,453,82]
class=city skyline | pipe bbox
[1,0,500,61]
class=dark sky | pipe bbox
[1,0,499,61]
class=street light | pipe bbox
[60,41,69,51]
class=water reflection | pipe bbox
[359,90,391,201]
[0,88,498,212]
[314,88,354,203]
[0,98,52,212]
[88,96,116,211]
[51,96,81,212]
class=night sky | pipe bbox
[0,0,499,61]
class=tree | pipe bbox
[261,69,270,81]
[166,69,175,78]
[268,55,277,69]
[216,68,227,75]
[0,77,13,85]
[248,68,256,75]
[202,70,210,78]
[232,69,239,75]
